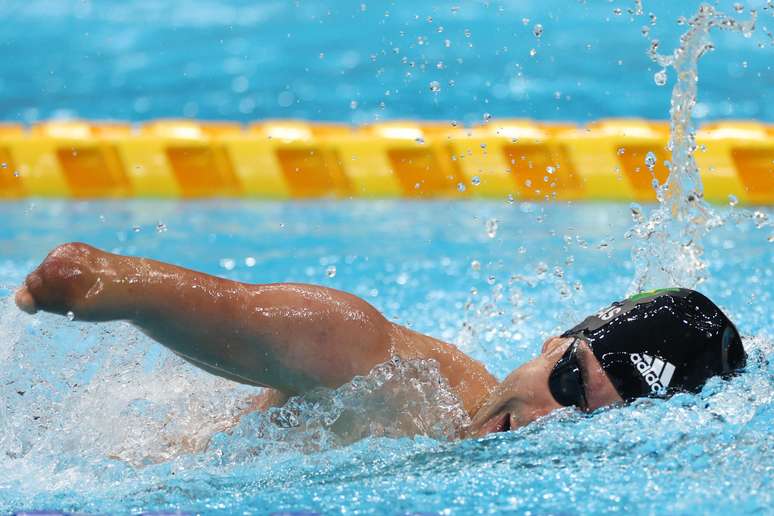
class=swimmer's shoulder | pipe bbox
[388,323,498,416]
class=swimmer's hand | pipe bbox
[15,243,118,321]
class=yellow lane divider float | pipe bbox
[0,119,771,203]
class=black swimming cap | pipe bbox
[561,288,746,401]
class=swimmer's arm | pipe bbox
[14,243,394,395]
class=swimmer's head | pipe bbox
[556,287,746,402]
[468,288,746,437]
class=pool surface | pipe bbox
[2,0,773,513]
[0,200,771,513]
[1,0,772,124]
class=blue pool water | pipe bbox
[1,0,772,124]
[0,200,771,513]
[2,0,774,513]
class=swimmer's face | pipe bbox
[467,337,623,436]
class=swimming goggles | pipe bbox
[548,338,588,409]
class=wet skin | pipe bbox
[15,243,622,437]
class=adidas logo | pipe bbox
[629,353,676,395]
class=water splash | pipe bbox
[629,4,757,294]
[210,356,469,464]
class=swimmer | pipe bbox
[14,243,746,437]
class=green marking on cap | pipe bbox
[626,287,682,303]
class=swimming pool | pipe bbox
[0,200,771,513]
[2,0,773,513]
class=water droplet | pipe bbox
[220,258,236,271]
[156,222,167,233]
[415,137,425,144]
[617,147,626,156]
[450,120,458,127]
[470,260,481,272]
[457,182,466,193]
[521,17,530,26]
[676,16,686,26]
[529,48,537,57]
[464,28,471,38]
[733,3,744,13]
[630,202,644,223]
[546,166,555,174]
[132,225,141,233]
[728,194,739,207]
[654,69,667,86]
[641,26,650,37]
[471,176,481,186]
[645,151,657,170]
[436,61,445,70]
[532,24,543,38]
[350,100,358,109]
[485,218,498,238]
[396,272,409,285]
[486,275,496,285]
[66,311,75,321]
[753,210,768,229]
[0,162,6,169]
[768,234,774,243]
[483,112,492,122]
[649,39,660,56]
[444,39,451,48]
[613,7,622,16]
[245,256,257,267]
[13,170,20,178]
[429,80,441,93]
[326,265,337,278]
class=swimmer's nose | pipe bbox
[541,336,561,354]
[542,336,576,358]
[14,286,37,314]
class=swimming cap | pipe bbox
[561,288,746,401]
